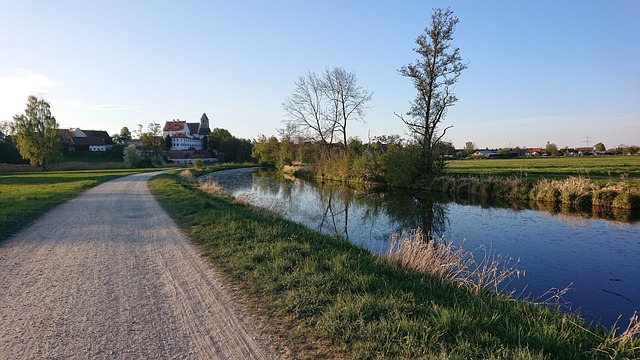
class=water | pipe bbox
[201,167,640,328]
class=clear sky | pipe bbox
[1,1,638,149]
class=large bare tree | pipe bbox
[282,71,333,148]
[283,68,372,155]
[396,8,467,179]
[323,67,373,154]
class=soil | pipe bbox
[0,172,277,359]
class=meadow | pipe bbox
[0,169,143,242]
[447,156,640,183]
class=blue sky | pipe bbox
[1,1,638,149]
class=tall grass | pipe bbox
[530,177,640,209]
[385,228,524,296]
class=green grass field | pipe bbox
[447,156,640,183]
[0,169,143,242]
[149,171,640,359]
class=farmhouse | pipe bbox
[162,113,211,150]
[58,128,112,152]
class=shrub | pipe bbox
[592,188,619,207]
[192,158,204,170]
[613,193,640,209]
[123,144,144,168]
[383,146,421,187]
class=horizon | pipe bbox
[1,1,638,150]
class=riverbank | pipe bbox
[149,169,640,359]
[292,157,640,212]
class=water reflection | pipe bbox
[200,168,640,328]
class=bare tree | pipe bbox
[282,71,333,148]
[396,8,467,179]
[283,68,372,155]
[322,67,373,154]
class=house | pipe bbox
[575,147,594,156]
[58,128,112,152]
[162,113,211,150]
[527,148,545,157]
[473,149,500,158]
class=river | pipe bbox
[200,167,640,328]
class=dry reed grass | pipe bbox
[179,169,196,185]
[199,179,226,196]
[385,228,524,295]
[569,311,640,359]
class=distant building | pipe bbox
[162,113,211,150]
[58,128,112,152]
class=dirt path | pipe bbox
[0,172,275,359]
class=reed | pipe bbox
[198,179,226,196]
[385,228,524,296]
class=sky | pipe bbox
[1,1,638,149]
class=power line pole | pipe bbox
[583,134,592,148]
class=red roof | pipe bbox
[163,121,186,132]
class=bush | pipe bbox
[0,141,26,164]
[384,146,421,187]
[192,159,204,170]
[613,193,640,209]
[123,145,144,168]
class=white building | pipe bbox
[162,113,211,151]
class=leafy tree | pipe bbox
[396,8,467,181]
[252,135,280,165]
[140,123,164,166]
[164,135,172,150]
[210,128,253,163]
[109,144,125,159]
[10,96,62,170]
[594,142,606,152]
[123,144,143,168]
[497,148,512,158]
[545,141,559,156]
[201,135,208,150]
[112,126,132,144]
[464,141,475,157]
[0,120,10,139]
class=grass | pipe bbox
[0,169,145,242]
[435,157,640,212]
[447,156,640,185]
[149,170,640,359]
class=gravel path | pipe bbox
[0,172,274,359]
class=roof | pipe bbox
[163,121,187,132]
[187,123,199,134]
[56,128,111,147]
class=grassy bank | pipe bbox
[0,169,144,242]
[447,157,640,184]
[149,170,639,359]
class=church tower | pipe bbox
[198,113,211,135]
